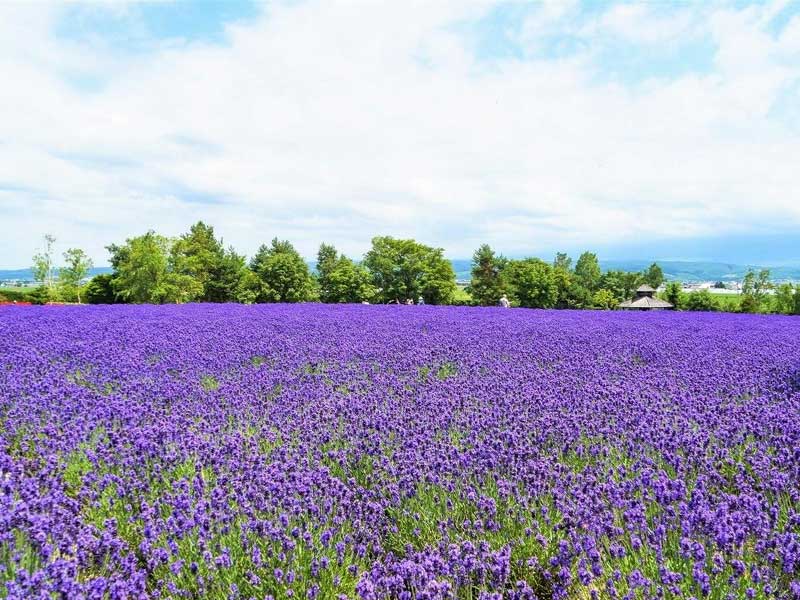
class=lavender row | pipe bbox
[1,304,799,599]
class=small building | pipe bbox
[619,285,673,310]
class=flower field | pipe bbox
[1,304,799,599]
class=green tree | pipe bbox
[327,259,375,304]
[592,289,619,310]
[642,263,664,289]
[574,252,601,293]
[316,243,338,281]
[600,270,642,303]
[468,244,508,306]
[32,234,57,289]
[363,237,456,304]
[316,243,375,303]
[156,273,204,304]
[59,248,93,303]
[663,281,683,309]
[551,253,585,309]
[249,238,316,303]
[85,274,117,304]
[171,221,246,302]
[741,268,771,312]
[794,284,800,316]
[553,252,572,271]
[108,231,203,304]
[108,232,168,303]
[773,283,796,314]
[684,290,719,312]
[505,258,558,309]
[234,269,261,305]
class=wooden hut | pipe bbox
[619,284,673,310]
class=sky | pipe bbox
[1,0,799,268]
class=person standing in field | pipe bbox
[417,296,425,305]
[499,295,510,308]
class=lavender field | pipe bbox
[1,305,799,599]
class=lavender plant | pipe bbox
[1,305,798,599]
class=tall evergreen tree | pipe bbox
[642,263,664,289]
[171,221,245,302]
[468,244,507,306]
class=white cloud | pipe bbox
[0,0,799,267]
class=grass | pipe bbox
[452,287,473,305]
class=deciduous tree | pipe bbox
[32,234,57,289]
[59,248,93,303]
[505,258,558,309]
[316,243,375,303]
[363,237,456,304]
[250,238,316,303]
[574,251,601,293]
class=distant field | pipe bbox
[708,289,742,310]
[1,305,799,598]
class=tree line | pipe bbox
[10,223,800,315]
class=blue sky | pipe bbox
[1,0,799,267]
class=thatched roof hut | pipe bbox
[619,284,673,310]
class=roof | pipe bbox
[619,296,673,309]
[636,284,656,293]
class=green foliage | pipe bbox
[363,236,456,304]
[250,238,316,303]
[59,247,93,303]
[171,221,246,302]
[28,285,61,305]
[316,244,376,303]
[741,268,771,312]
[234,269,261,304]
[795,285,800,316]
[574,251,601,293]
[85,274,117,304]
[505,258,558,309]
[316,243,338,280]
[772,283,796,315]
[0,287,37,303]
[684,289,720,312]
[108,231,203,304]
[642,262,664,289]
[600,269,643,302]
[450,286,473,306]
[467,244,508,306]
[592,288,619,310]
[663,281,682,309]
[31,234,57,289]
[156,273,204,304]
[552,252,572,271]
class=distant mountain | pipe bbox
[3,260,799,285]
